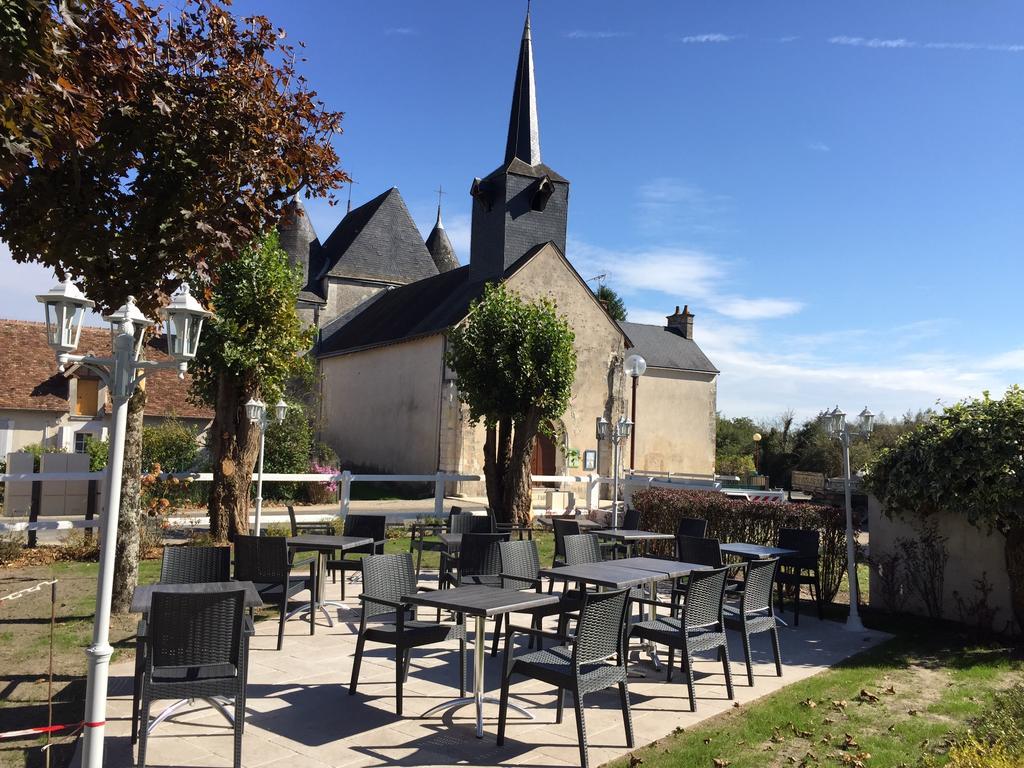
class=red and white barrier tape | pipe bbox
[0,720,104,740]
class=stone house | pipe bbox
[0,319,212,460]
[279,12,719,488]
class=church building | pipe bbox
[280,12,719,490]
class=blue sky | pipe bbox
[3,1,1022,421]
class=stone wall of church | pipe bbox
[321,279,389,328]
[625,368,717,475]
[318,335,444,474]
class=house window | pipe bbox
[75,378,99,417]
[74,432,90,454]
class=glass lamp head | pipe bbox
[102,296,156,360]
[623,354,647,379]
[858,407,875,435]
[36,281,94,355]
[245,398,266,425]
[159,283,212,362]
[596,416,609,441]
[619,415,633,439]
[274,399,288,424]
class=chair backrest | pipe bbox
[286,505,299,537]
[563,533,604,566]
[682,566,729,630]
[742,557,779,615]
[233,535,289,583]
[552,518,582,558]
[450,513,494,535]
[458,532,509,578]
[778,527,820,569]
[676,535,724,567]
[149,589,244,672]
[343,514,387,554]
[361,552,417,619]
[572,588,631,667]
[622,508,641,530]
[498,539,541,590]
[676,517,708,539]
[160,546,230,584]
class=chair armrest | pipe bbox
[415,586,436,593]
[499,573,542,590]
[630,595,677,610]
[358,594,409,610]
[506,623,573,643]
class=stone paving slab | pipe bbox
[102,578,888,768]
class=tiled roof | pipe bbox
[617,321,719,374]
[0,319,213,419]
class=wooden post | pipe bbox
[28,479,41,548]
[85,479,97,540]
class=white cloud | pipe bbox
[778,36,799,44]
[808,141,831,152]
[679,33,739,44]
[384,27,416,36]
[713,297,803,320]
[566,30,626,40]
[829,35,1024,53]
[981,348,1024,370]
[634,177,729,238]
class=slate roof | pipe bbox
[315,188,439,285]
[425,207,460,273]
[617,321,719,374]
[0,320,213,418]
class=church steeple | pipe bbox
[505,8,541,167]
[425,201,459,273]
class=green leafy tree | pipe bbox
[141,419,201,473]
[0,0,345,610]
[263,400,314,501]
[189,232,314,541]
[447,284,577,526]
[867,387,1024,631]
[594,284,627,322]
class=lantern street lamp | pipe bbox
[820,404,875,633]
[36,281,210,768]
[247,397,288,536]
[596,412,633,529]
[752,432,762,475]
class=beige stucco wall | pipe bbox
[321,279,389,328]
[868,494,1015,632]
[319,335,445,474]
[626,368,717,475]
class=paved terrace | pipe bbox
[101,577,887,768]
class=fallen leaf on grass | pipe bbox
[908,708,920,716]
[712,759,731,768]
[733,702,741,708]
[883,685,896,695]
[771,729,784,743]
[801,698,818,708]
[831,700,848,711]
[628,756,643,768]
[823,717,836,725]
[843,734,859,749]
[887,724,896,732]
[703,737,712,744]
[858,689,880,703]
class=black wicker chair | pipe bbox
[490,540,583,656]
[132,546,233,744]
[449,512,494,535]
[725,558,782,686]
[233,535,314,651]
[775,528,823,625]
[563,533,605,566]
[631,566,735,710]
[676,517,708,539]
[609,509,642,558]
[497,587,634,768]
[349,553,466,716]
[548,518,581,592]
[159,545,231,584]
[136,589,248,768]
[325,514,386,600]
[670,535,726,613]
[441,532,510,588]
[409,507,463,578]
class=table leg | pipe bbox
[147,697,235,734]
[420,614,535,738]
[285,550,336,629]
[645,579,663,670]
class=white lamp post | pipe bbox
[36,281,210,768]
[596,412,634,529]
[247,396,287,536]
[820,404,875,632]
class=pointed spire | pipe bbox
[425,189,458,273]
[505,5,541,166]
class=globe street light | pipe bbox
[36,281,210,768]
[247,397,288,536]
[752,432,762,475]
[820,404,875,633]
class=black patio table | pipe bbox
[131,580,264,614]
[439,528,534,554]
[403,584,559,739]
[596,528,675,557]
[286,534,374,630]
[720,543,799,560]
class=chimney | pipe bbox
[666,305,694,339]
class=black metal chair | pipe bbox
[548,518,581,592]
[497,588,634,768]
[349,553,466,716]
[285,504,328,569]
[441,532,510,588]
[725,558,782,686]
[490,540,583,656]
[676,517,708,539]
[631,566,735,710]
[776,528,823,625]
[159,545,231,584]
[136,589,248,768]
[132,546,232,744]
[409,506,462,577]
[326,514,386,600]
[449,512,494,535]
[563,533,605,566]
[671,535,725,612]
[233,535,314,651]
[609,509,642,558]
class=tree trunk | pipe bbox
[1005,524,1024,635]
[504,410,540,527]
[482,424,502,514]
[111,385,146,614]
[208,375,260,543]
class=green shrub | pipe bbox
[0,531,24,566]
[19,442,66,471]
[83,436,109,471]
[631,487,847,602]
[262,402,313,501]
[142,418,200,473]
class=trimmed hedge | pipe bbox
[632,487,849,603]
